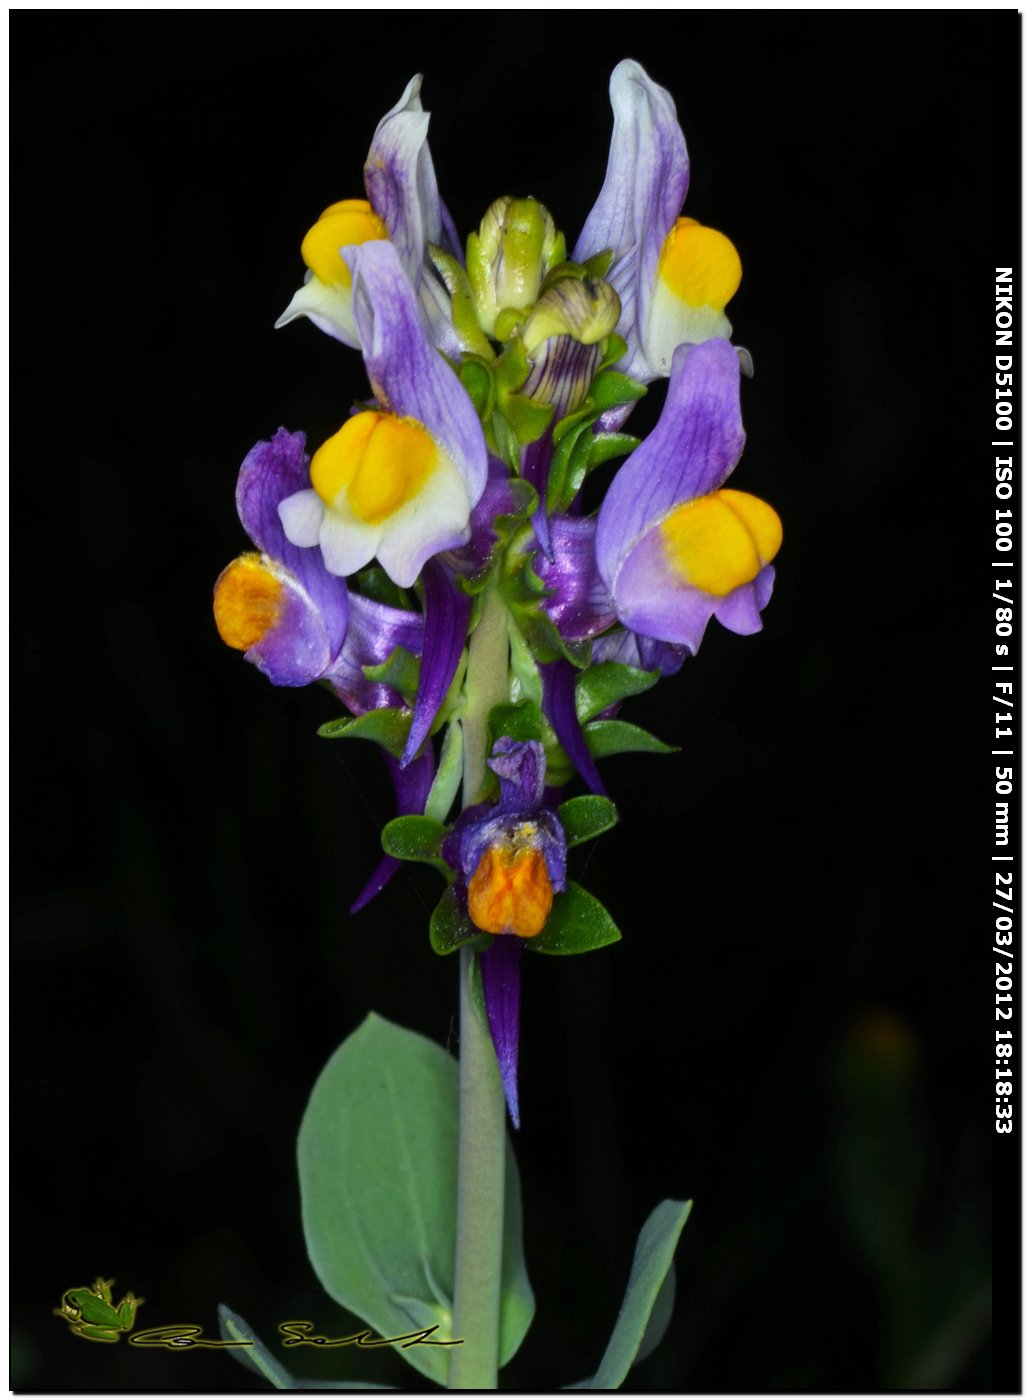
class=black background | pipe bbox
[12,10,1020,1393]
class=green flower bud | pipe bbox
[521,276,621,355]
[467,197,565,339]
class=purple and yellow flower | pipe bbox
[213,429,350,686]
[575,59,742,383]
[444,738,568,1124]
[213,426,435,909]
[596,337,781,654]
[278,240,489,589]
[276,75,457,352]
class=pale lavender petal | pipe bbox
[535,515,616,641]
[614,527,773,652]
[593,628,688,677]
[596,403,639,435]
[541,660,607,796]
[481,937,523,1128]
[237,429,349,660]
[325,591,423,715]
[363,75,441,285]
[350,747,435,914]
[574,60,688,382]
[712,581,764,635]
[489,736,546,810]
[345,241,488,507]
[417,265,462,358]
[753,563,776,610]
[401,559,471,768]
[438,199,462,261]
[595,339,744,591]
[611,526,716,652]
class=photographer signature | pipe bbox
[128,1321,463,1351]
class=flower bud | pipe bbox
[467,197,564,338]
[521,276,621,354]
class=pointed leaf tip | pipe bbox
[570,1199,692,1389]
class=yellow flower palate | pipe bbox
[467,838,554,939]
[658,217,742,311]
[660,489,782,596]
[310,412,439,525]
[301,199,388,289]
[213,554,284,649]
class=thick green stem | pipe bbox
[449,587,509,1389]
[459,586,511,805]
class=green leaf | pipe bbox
[589,370,647,412]
[598,331,628,371]
[429,885,490,956]
[547,420,595,513]
[317,708,411,760]
[552,401,598,446]
[569,1200,692,1388]
[581,248,614,281]
[635,1264,676,1366]
[584,719,677,758]
[575,663,660,724]
[381,816,450,875]
[218,1305,294,1389]
[507,616,544,709]
[588,432,639,470]
[557,795,619,848]
[494,340,530,393]
[490,411,522,473]
[500,392,555,445]
[530,881,621,955]
[353,567,414,612]
[298,1015,534,1384]
[218,1304,398,1389]
[362,646,421,706]
[430,247,494,361]
[487,698,542,747]
[457,357,495,419]
[425,721,463,824]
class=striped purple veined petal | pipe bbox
[401,559,472,768]
[541,660,607,796]
[350,747,436,914]
[481,936,524,1129]
[573,60,689,383]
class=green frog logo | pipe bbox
[54,1278,143,1342]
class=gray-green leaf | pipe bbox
[575,664,659,724]
[317,708,412,760]
[217,1304,396,1389]
[530,882,621,955]
[297,1015,534,1385]
[380,816,450,875]
[568,1199,692,1389]
[557,795,619,848]
[584,719,677,758]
